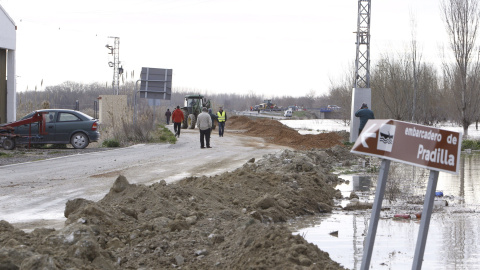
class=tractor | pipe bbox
[181,95,214,129]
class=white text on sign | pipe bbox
[415,133,458,167]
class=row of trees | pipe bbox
[329,0,480,137]
[16,82,325,120]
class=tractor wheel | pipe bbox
[2,138,16,150]
[188,114,196,129]
[181,110,188,129]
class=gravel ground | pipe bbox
[0,142,110,166]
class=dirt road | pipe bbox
[0,126,289,231]
[0,117,351,269]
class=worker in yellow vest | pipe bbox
[216,106,227,137]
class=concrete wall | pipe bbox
[350,87,372,143]
[0,49,5,123]
[6,49,15,121]
[98,95,128,126]
[0,4,16,123]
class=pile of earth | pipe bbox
[227,116,348,150]
[0,118,360,269]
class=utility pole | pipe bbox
[350,0,372,143]
[105,36,122,95]
[354,0,371,89]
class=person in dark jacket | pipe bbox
[171,106,184,138]
[208,108,218,129]
[208,108,218,140]
[355,103,375,135]
[165,109,171,125]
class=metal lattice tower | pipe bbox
[106,36,120,95]
[354,0,371,88]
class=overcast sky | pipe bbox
[1,0,447,97]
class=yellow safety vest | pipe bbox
[217,111,226,122]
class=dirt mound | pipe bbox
[228,116,346,150]
[0,148,354,269]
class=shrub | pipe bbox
[461,139,480,151]
[102,139,120,148]
[0,152,13,158]
[153,124,176,144]
[343,141,354,147]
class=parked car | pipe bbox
[284,109,293,117]
[327,105,341,110]
[13,109,100,149]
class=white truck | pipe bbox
[284,109,293,117]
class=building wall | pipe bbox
[6,49,15,121]
[98,95,128,127]
[0,49,6,123]
[0,4,16,123]
[0,6,16,50]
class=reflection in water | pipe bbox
[352,176,371,192]
[293,153,480,269]
[460,154,465,201]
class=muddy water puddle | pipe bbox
[291,153,480,269]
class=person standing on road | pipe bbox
[165,109,171,125]
[217,106,227,137]
[355,103,375,135]
[197,107,212,148]
[172,106,184,138]
[208,108,218,134]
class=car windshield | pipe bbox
[21,112,36,120]
[186,98,202,107]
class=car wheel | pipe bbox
[71,132,89,149]
[2,138,16,150]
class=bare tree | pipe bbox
[441,0,480,136]
[371,54,414,120]
[417,63,443,125]
[410,12,422,122]
[327,70,354,124]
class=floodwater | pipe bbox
[290,153,480,270]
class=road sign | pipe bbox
[351,119,462,174]
[139,67,172,100]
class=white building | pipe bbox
[0,4,16,123]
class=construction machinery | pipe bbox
[253,99,281,111]
[181,94,213,129]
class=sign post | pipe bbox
[133,67,173,124]
[360,159,390,269]
[351,119,462,269]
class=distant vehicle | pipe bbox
[284,109,293,117]
[1,109,99,150]
[253,99,282,111]
[327,105,341,110]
